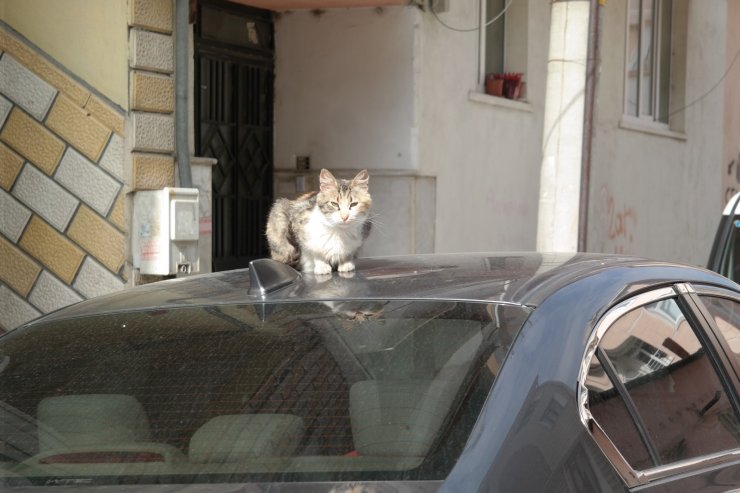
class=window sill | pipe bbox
[619,117,687,141]
[468,91,533,113]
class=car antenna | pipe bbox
[248,258,301,321]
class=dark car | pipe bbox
[709,191,740,282]
[3,253,740,492]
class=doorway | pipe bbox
[195,0,274,271]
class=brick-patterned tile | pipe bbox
[56,147,120,216]
[73,257,125,299]
[0,54,57,121]
[46,95,112,162]
[0,187,32,243]
[13,164,79,231]
[132,112,174,153]
[19,216,85,284]
[29,270,83,314]
[0,283,41,331]
[131,0,173,34]
[131,71,174,113]
[132,152,175,190]
[85,95,125,136]
[68,205,125,274]
[0,107,65,175]
[130,29,174,74]
[0,141,24,191]
[0,235,41,297]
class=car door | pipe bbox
[709,192,740,282]
[580,284,740,492]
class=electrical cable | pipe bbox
[429,0,512,33]
[668,44,740,117]
[429,0,740,120]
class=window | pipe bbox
[701,295,740,369]
[624,0,673,124]
[479,0,528,97]
[585,295,740,474]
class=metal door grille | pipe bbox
[195,1,274,272]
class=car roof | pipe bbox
[25,252,737,325]
[723,192,740,215]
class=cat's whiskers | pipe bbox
[363,213,390,239]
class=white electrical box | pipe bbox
[132,187,200,275]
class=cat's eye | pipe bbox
[330,202,339,208]
[350,202,359,209]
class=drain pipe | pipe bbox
[175,0,192,188]
[578,0,602,252]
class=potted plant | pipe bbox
[502,72,524,100]
[485,73,504,97]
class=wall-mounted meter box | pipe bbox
[132,187,200,275]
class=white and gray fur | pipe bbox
[266,169,372,274]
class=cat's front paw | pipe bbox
[314,261,333,275]
[338,261,356,273]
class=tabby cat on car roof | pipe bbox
[266,168,372,275]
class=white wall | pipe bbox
[273,1,731,262]
[274,7,417,171]
[274,3,550,254]
[588,1,727,266]
[273,7,430,257]
[417,1,550,252]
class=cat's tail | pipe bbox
[266,198,300,266]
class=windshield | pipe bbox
[0,300,529,486]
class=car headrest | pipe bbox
[189,414,304,463]
[350,378,458,458]
[349,329,481,457]
[37,394,151,452]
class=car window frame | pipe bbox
[578,283,740,488]
[708,192,740,278]
[692,285,740,386]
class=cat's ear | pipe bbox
[319,169,337,192]
[351,169,369,191]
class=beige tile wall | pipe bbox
[0,26,127,333]
[1,0,179,333]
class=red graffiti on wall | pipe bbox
[600,186,638,253]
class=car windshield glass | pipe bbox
[0,300,529,486]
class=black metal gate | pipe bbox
[195,0,274,272]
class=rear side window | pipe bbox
[584,295,740,474]
[701,295,740,369]
[0,300,529,486]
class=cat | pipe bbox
[266,169,372,275]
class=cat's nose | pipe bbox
[341,213,349,222]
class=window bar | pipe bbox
[651,0,661,120]
[596,347,662,467]
[636,0,643,117]
[478,0,487,89]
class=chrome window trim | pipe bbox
[577,283,740,488]
[694,284,740,302]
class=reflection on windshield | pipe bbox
[0,300,529,486]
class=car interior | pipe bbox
[0,300,526,483]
